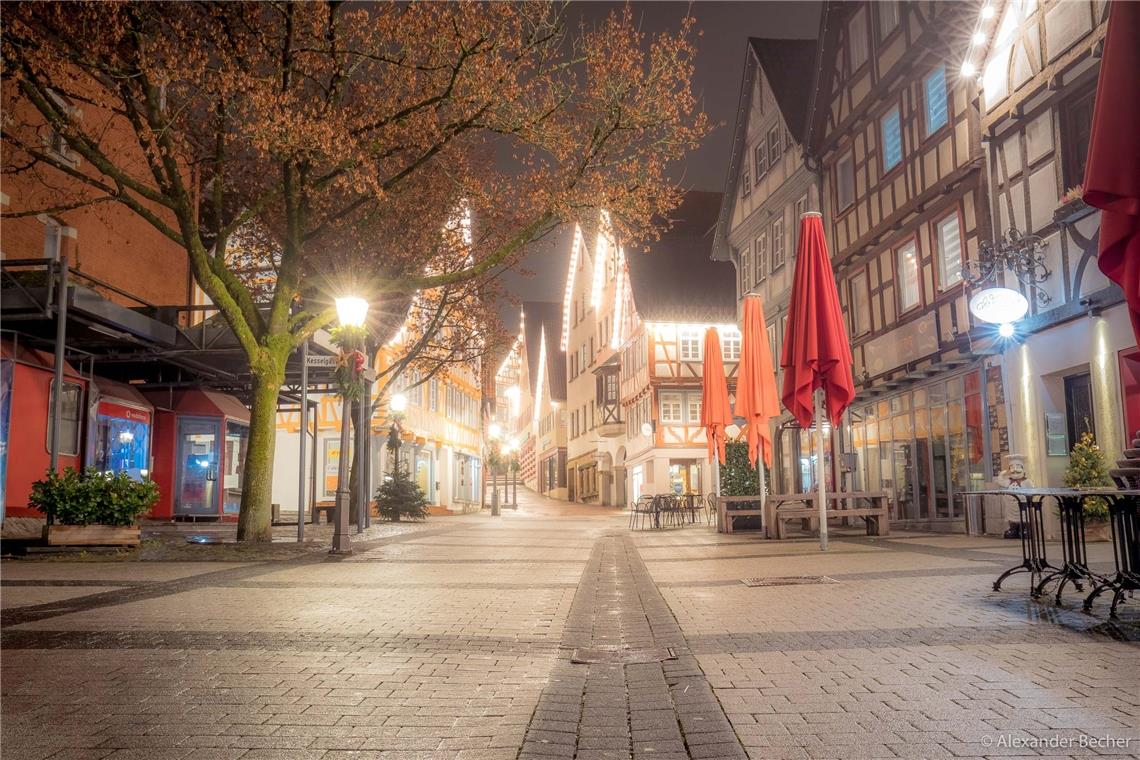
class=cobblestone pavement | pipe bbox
[2,491,1138,760]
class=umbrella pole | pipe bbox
[815,389,829,552]
[756,452,766,534]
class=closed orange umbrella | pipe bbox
[735,294,781,469]
[700,327,733,464]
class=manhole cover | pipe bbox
[571,646,677,664]
[740,575,838,587]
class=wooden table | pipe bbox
[765,491,891,539]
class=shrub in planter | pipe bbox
[29,467,159,526]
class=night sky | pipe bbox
[498,1,821,323]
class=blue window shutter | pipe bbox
[882,109,902,170]
[924,67,948,134]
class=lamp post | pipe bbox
[488,423,502,516]
[507,437,519,508]
[332,296,368,555]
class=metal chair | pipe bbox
[629,495,655,530]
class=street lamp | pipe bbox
[487,423,502,516]
[332,295,369,555]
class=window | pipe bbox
[679,328,702,361]
[935,213,963,290]
[881,107,902,171]
[771,217,786,271]
[755,233,767,283]
[836,152,855,211]
[896,240,921,311]
[754,141,768,179]
[793,194,808,251]
[429,379,440,411]
[850,271,870,335]
[1061,89,1096,188]
[687,395,702,423]
[767,323,778,360]
[46,380,83,456]
[924,67,949,135]
[878,0,900,39]
[42,217,62,261]
[848,7,869,72]
[660,392,683,423]
[739,244,751,294]
[741,165,751,197]
[721,328,741,361]
[768,126,782,164]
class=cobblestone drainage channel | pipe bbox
[571,646,677,664]
[739,574,838,586]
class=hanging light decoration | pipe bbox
[963,227,1050,328]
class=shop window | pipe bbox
[223,421,249,514]
[896,240,921,311]
[668,460,702,495]
[848,7,869,72]
[935,212,963,290]
[93,413,151,480]
[881,107,902,171]
[46,380,82,456]
[924,67,949,135]
[836,152,855,211]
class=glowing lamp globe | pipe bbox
[390,393,408,413]
[335,296,369,328]
[969,287,1028,324]
[488,423,502,439]
[998,322,1015,338]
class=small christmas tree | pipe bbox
[1064,431,1112,522]
[375,448,429,522]
[720,440,763,497]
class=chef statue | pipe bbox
[996,453,1033,538]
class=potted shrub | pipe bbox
[1063,432,1113,541]
[30,467,158,546]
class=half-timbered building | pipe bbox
[619,192,739,502]
[803,1,1008,531]
[517,302,567,498]
[975,0,1136,493]
[562,212,626,504]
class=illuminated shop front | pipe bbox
[846,368,993,527]
[88,378,153,481]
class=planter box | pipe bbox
[43,524,140,547]
[1053,198,1095,225]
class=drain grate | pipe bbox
[570,646,677,664]
[740,575,838,587]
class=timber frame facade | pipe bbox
[977,0,1137,500]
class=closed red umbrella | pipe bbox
[780,212,855,550]
[1082,0,1140,347]
[700,327,734,465]
[735,295,780,470]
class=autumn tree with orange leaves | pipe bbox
[2,1,709,541]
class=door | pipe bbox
[176,417,220,516]
[1064,372,1095,446]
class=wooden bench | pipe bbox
[715,495,766,534]
[311,503,335,524]
[767,491,891,539]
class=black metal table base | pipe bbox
[992,495,1057,592]
[1082,497,1138,617]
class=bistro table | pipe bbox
[968,487,1140,615]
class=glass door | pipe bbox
[176,417,221,516]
